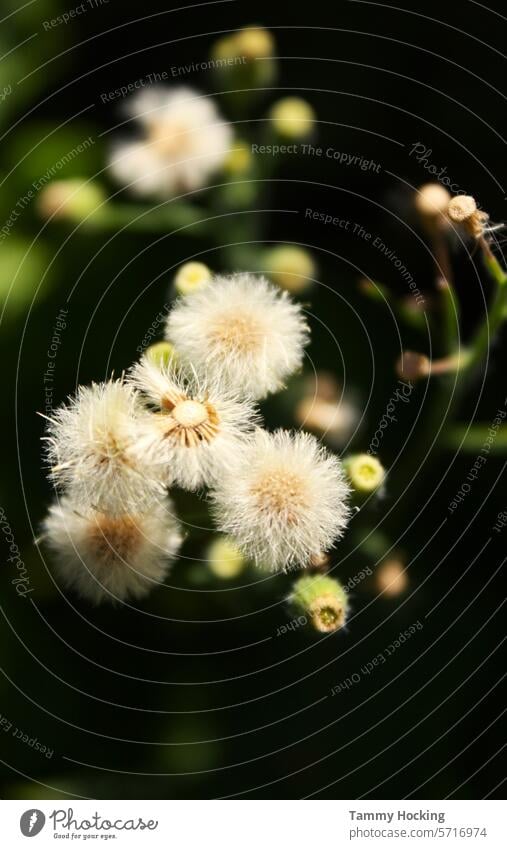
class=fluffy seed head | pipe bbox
[211,429,351,571]
[448,195,477,222]
[108,87,232,198]
[290,574,348,633]
[166,273,309,399]
[43,380,166,515]
[42,496,182,605]
[344,453,386,494]
[128,358,259,490]
[174,261,211,295]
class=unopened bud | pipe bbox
[145,341,177,369]
[37,179,105,222]
[264,245,316,293]
[344,453,386,494]
[415,183,451,222]
[396,350,430,381]
[174,261,211,295]
[206,536,246,579]
[269,97,315,139]
[290,574,348,633]
[224,141,252,175]
[376,558,408,597]
[235,26,274,60]
[211,26,276,88]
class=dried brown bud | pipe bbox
[396,351,430,381]
[377,559,408,597]
[447,195,489,238]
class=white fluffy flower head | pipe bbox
[128,358,259,491]
[211,429,351,571]
[108,86,232,197]
[166,273,309,399]
[43,379,165,515]
[42,496,182,605]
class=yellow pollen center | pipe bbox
[320,606,339,626]
[310,595,345,632]
[359,463,376,480]
[172,399,208,428]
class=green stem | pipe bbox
[442,424,507,454]
[81,202,210,235]
[461,247,507,375]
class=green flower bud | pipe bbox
[145,341,178,369]
[290,574,348,633]
[344,453,386,494]
[211,26,276,91]
[174,261,211,295]
[224,141,253,176]
[269,97,315,139]
[263,245,316,294]
[37,179,105,222]
[206,535,246,579]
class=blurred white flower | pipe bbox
[128,358,259,491]
[108,87,232,197]
[166,273,309,399]
[42,496,182,605]
[43,380,165,515]
[211,429,350,571]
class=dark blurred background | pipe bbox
[0,0,505,799]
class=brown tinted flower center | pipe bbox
[310,595,345,632]
[251,469,308,524]
[88,515,141,563]
[148,121,190,157]
[209,313,264,355]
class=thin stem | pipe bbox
[442,424,507,454]
[461,242,507,375]
[81,202,210,235]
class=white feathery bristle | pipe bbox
[211,429,351,571]
[43,379,166,515]
[42,496,182,605]
[108,86,232,197]
[127,358,260,491]
[165,273,309,399]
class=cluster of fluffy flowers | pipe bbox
[41,273,351,605]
